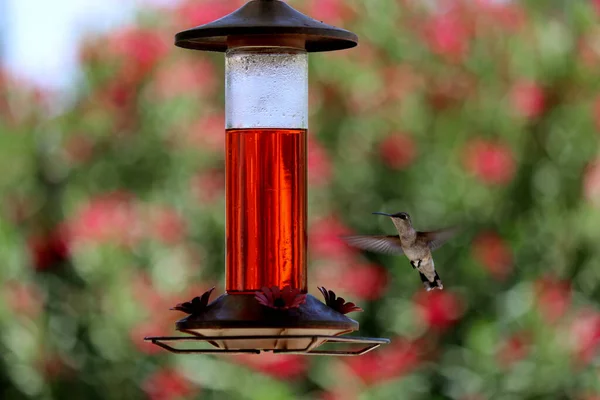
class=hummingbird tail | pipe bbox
[419,271,443,291]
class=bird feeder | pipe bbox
[145,0,389,355]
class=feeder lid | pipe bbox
[175,0,358,52]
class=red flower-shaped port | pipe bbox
[255,286,307,310]
[170,287,215,315]
[318,287,363,315]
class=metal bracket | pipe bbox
[144,335,390,356]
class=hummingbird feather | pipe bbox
[341,235,404,255]
[419,227,460,251]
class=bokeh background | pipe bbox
[2,0,600,398]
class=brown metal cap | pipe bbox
[174,0,358,53]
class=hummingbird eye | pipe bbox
[399,214,407,220]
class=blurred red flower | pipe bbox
[496,331,530,367]
[424,12,470,62]
[175,0,242,27]
[475,0,526,32]
[0,69,47,124]
[64,134,95,165]
[131,271,215,312]
[379,134,417,170]
[234,353,307,379]
[594,97,600,132]
[28,229,69,271]
[149,207,187,244]
[427,75,474,111]
[79,37,102,66]
[129,272,217,354]
[152,58,217,101]
[534,276,571,324]
[130,312,179,355]
[309,216,355,261]
[580,395,600,400]
[304,0,355,25]
[69,192,141,247]
[320,391,357,400]
[143,368,197,400]
[336,263,389,301]
[578,34,600,68]
[3,196,33,225]
[39,353,70,380]
[188,113,224,152]
[98,79,136,111]
[383,65,423,102]
[414,290,464,331]
[308,136,333,187]
[584,158,600,207]
[472,231,512,280]
[569,308,600,365]
[593,0,600,16]
[93,81,137,133]
[345,338,420,385]
[191,169,225,204]
[463,138,516,185]
[131,271,166,311]
[108,27,169,82]
[3,281,43,318]
[510,80,546,119]
[461,395,487,400]
[0,66,7,87]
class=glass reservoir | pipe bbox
[225,47,308,293]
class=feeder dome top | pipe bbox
[175,0,358,53]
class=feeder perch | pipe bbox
[145,0,389,355]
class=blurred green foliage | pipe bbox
[1,0,600,399]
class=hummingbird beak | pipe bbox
[372,212,392,216]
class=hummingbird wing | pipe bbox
[418,227,459,251]
[341,235,404,255]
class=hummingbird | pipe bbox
[342,212,458,291]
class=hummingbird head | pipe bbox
[372,211,412,229]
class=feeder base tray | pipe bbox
[144,334,390,356]
[179,327,351,351]
[145,293,389,354]
[175,293,359,350]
